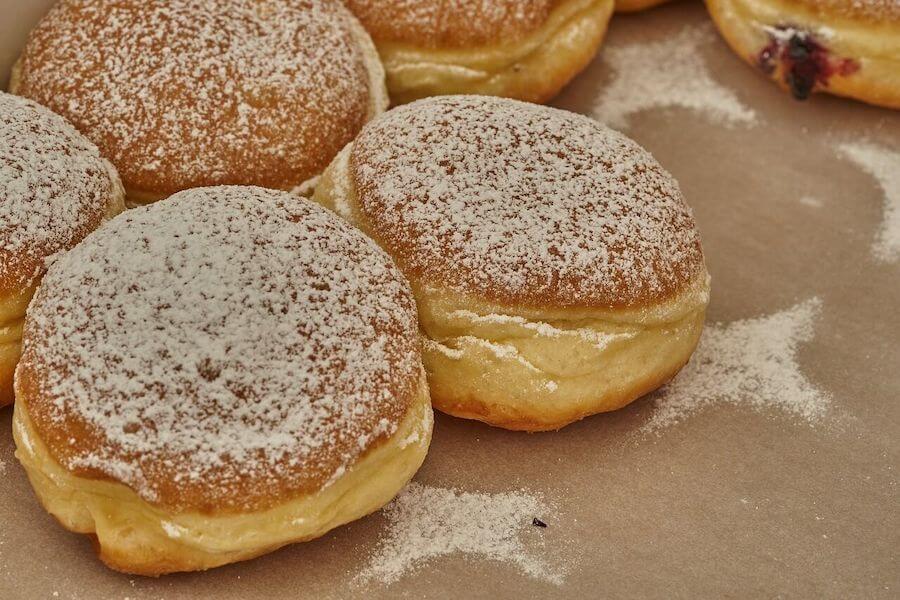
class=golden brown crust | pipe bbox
[14,383,432,575]
[314,141,710,432]
[345,0,564,48]
[785,0,900,22]
[0,92,124,295]
[615,0,672,12]
[17,187,422,513]
[13,0,380,198]
[350,96,706,311]
[431,342,694,431]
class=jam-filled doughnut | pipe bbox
[10,0,388,206]
[343,0,614,104]
[314,96,710,432]
[0,92,124,408]
[13,187,432,575]
[705,0,900,108]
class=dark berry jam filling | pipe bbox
[756,26,859,100]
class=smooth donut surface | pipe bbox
[615,0,673,12]
[11,0,388,204]
[314,96,710,431]
[345,0,614,104]
[14,186,431,573]
[0,92,124,407]
[705,0,900,108]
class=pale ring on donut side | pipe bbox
[13,374,432,575]
[314,141,710,432]
[349,0,614,104]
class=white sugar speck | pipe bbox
[836,142,900,262]
[644,298,828,432]
[360,483,566,585]
[593,25,757,129]
[799,195,823,208]
[0,460,6,475]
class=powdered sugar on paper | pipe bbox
[593,25,757,129]
[644,299,828,432]
[360,482,567,585]
[836,142,900,262]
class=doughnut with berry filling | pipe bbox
[0,92,124,408]
[705,0,900,108]
[343,0,614,104]
[13,187,432,575]
[10,0,388,205]
[314,96,710,432]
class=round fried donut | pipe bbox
[10,0,388,205]
[314,96,711,432]
[13,186,432,575]
[344,0,614,104]
[0,92,124,408]
[705,0,900,108]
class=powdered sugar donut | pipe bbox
[0,92,124,408]
[13,186,432,575]
[344,0,613,104]
[314,96,710,431]
[705,0,900,108]
[10,0,388,205]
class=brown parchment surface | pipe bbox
[0,1,897,598]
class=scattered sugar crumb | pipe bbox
[836,142,900,262]
[644,298,828,432]
[0,460,5,475]
[593,24,757,129]
[799,195,823,208]
[360,482,567,585]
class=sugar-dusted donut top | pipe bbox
[15,0,376,196]
[351,96,706,310]
[345,0,565,47]
[787,0,900,22]
[0,92,120,294]
[18,187,422,512]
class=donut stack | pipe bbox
[2,0,892,578]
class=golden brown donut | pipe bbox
[314,96,710,432]
[13,186,432,575]
[10,0,388,206]
[343,0,614,104]
[0,91,124,408]
[615,0,673,12]
[705,0,900,108]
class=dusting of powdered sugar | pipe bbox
[16,0,374,194]
[799,195,824,208]
[644,299,828,433]
[0,92,119,291]
[18,186,421,511]
[360,482,567,585]
[352,96,706,309]
[592,24,757,129]
[836,142,900,262]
